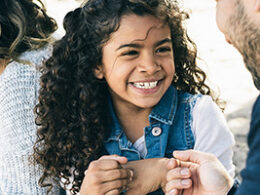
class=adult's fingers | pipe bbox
[166,167,191,181]
[165,179,192,193]
[165,188,178,195]
[167,158,193,170]
[173,150,217,165]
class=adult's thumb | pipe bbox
[173,150,217,165]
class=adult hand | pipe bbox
[164,158,192,195]
[123,158,169,195]
[165,150,234,195]
[80,155,133,195]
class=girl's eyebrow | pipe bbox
[116,38,172,51]
[116,43,142,51]
[154,38,172,47]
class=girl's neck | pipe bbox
[113,102,152,143]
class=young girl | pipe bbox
[0,0,60,194]
[33,0,235,194]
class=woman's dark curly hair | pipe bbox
[0,0,57,60]
[33,0,215,193]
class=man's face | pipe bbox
[216,0,260,89]
[215,0,236,43]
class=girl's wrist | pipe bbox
[157,158,170,188]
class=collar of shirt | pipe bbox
[105,85,178,142]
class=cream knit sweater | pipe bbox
[0,45,60,194]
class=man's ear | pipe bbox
[255,0,260,12]
[93,65,104,79]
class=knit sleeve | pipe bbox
[0,59,60,193]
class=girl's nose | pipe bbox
[137,52,161,74]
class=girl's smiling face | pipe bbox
[96,14,175,111]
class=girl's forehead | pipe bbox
[119,14,166,29]
[107,14,170,45]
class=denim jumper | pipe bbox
[104,85,201,194]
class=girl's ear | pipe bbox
[94,65,104,79]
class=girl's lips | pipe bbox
[130,79,162,94]
[132,80,158,89]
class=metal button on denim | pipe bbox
[152,127,162,136]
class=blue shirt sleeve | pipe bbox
[236,95,260,194]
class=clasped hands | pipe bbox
[80,150,234,195]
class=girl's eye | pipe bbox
[155,47,171,54]
[121,50,139,56]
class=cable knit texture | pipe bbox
[0,45,60,194]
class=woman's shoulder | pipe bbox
[0,61,38,91]
[0,44,52,87]
[18,43,53,67]
[0,45,51,104]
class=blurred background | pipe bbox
[43,0,259,179]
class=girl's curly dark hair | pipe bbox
[0,0,57,60]
[33,0,215,193]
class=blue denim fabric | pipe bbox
[235,95,260,195]
[104,85,201,194]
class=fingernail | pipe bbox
[129,170,134,177]
[180,168,189,176]
[128,170,134,181]
[181,179,190,185]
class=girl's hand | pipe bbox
[123,158,169,195]
[80,155,134,195]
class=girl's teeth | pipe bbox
[133,81,158,89]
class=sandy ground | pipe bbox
[44,0,259,179]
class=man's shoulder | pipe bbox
[251,95,260,116]
[235,95,260,195]
[249,95,260,136]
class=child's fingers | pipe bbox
[102,178,129,194]
[166,167,191,181]
[167,158,179,169]
[99,155,128,165]
[88,159,121,171]
[165,179,192,192]
[100,168,134,182]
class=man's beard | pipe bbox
[228,0,260,90]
